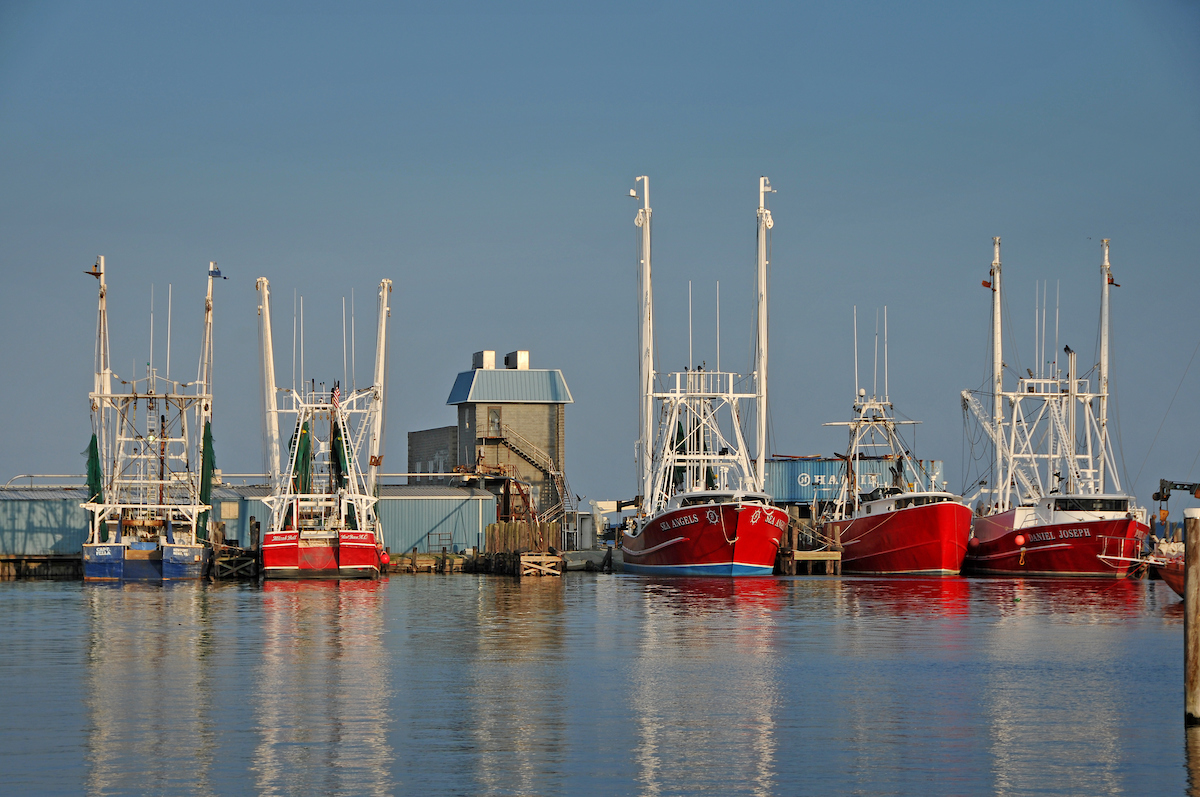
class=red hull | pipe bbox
[824,501,972,575]
[1156,558,1184,598]
[622,502,786,576]
[964,511,1146,577]
[262,529,383,579]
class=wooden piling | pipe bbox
[1187,512,1200,725]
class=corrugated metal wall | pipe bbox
[766,458,945,503]
[0,493,497,555]
[376,494,495,554]
[0,497,89,555]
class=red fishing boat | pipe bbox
[965,498,1144,577]
[961,238,1148,576]
[623,491,788,576]
[255,277,393,579]
[814,308,972,575]
[824,489,972,575]
[621,176,782,576]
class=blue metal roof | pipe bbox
[446,369,573,405]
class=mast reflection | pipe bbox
[84,582,215,794]
[469,578,567,794]
[253,580,392,796]
[977,578,1155,796]
[629,578,784,796]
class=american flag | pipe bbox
[331,382,340,410]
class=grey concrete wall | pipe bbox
[456,402,565,513]
[408,426,458,483]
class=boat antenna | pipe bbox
[872,308,879,399]
[351,288,357,391]
[1033,281,1039,379]
[166,283,172,382]
[300,295,305,398]
[342,296,348,392]
[291,289,297,394]
[1054,280,1060,378]
[688,280,693,370]
[883,306,889,403]
[1040,280,1047,378]
[853,305,859,400]
[716,280,721,373]
[149,284,155,385]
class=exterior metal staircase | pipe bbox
[499,424,575,524]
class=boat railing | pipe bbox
[656,369,756,398]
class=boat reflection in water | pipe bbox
[253,579,392,796]
[468,578,567,794]
[629,577,785,795]
[84,582,214,794]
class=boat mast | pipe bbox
[197,263,216,424]
[990,237,1004,509]
[755,176,773,491]
[1098,238,1111,490]
[365,278,392,497]
[634,175,654,506]
[87,256,113,516]
[256,278,282,489]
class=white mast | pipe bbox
[90,256,111,478]
[365,278,392,496]
[197,263,217,424]
[1098,238,1111,490]
[990,237,1004,508]
[256,278,282,489]
[634,175,654,505]
[755,176,774,489]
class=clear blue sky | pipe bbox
[1,1,1197,510]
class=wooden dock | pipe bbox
[212,547,259,580]
[790,549,842,575]
[0,554,82,579]
[387,549,465,574]
[777,507,842,575]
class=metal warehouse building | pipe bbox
[0,484,496,557]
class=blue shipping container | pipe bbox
[765,457,945,503]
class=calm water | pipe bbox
[0,574,1188,796]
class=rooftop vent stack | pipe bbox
[504,350,530,370]
[472,350,496,370]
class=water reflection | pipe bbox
[629,577,785,796]
[84,582,215,795]
[469,578,567,795]
[838,576,973,617]
[253,580,392,796]
[975,579,1157,796]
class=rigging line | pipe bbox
[1132,333,1200,491]
[1000,275,1022,379]
[1186,444,1200,481]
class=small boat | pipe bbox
[621,177,787,576]
[255,278,392,579]
[961,239,1147,576]
[81,258,221,581]
[1153,556,1184,598]
[816,312,972,575]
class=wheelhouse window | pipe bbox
[1054,498,1128,512]
[487,406,502,437]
